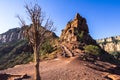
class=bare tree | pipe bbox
[17,3,55,80]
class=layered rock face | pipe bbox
[60,13,96,44]
[59,13,97,57]
[96,36,120,52]
[0,26,58,43]
[0,28,24,43]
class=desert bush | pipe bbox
[40,41,54,55]
[84,45,101,56]
[82,45,101,61]
[40,46,61,60]
[75,30,84,42]
[79,31,84,39]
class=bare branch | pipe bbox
[18,3,56,79]
[16,15,26,27]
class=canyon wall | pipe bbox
[0,28,24,43]
[96,36,120,52]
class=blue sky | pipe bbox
[0,0,120,39]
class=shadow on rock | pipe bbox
[0,73,10,80]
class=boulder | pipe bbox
[107,74,120,80]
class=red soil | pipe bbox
[0,57,119,80]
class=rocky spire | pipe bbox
[74,13,81,20]
[59,13,97,57]
[60,13,91,43]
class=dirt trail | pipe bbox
[0,57,119,80]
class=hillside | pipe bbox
[0,26,58,70]
[0,40,33,70]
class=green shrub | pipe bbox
[81,45,102,61]
[40,41,54,55]
[75,30,84,42]
[84,45,101,56]
[79,31,84,39]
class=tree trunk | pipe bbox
[34,46,41,80]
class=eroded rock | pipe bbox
[59,13,97,57]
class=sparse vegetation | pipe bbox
[74,30,84,42]
[84,45,101,56]
[82,45,101,61]
[79,31,84,39]
[0,39,57,70]
[0,40,33,70]
[40,41,54,55]
[40,40,57,60]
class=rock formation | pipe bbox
[0,26,58,43]
[96,36,120,53]
[60,13,96,44]
[0,28,24,43]
[59,13,97,57]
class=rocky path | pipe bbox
[0,57,120,80]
